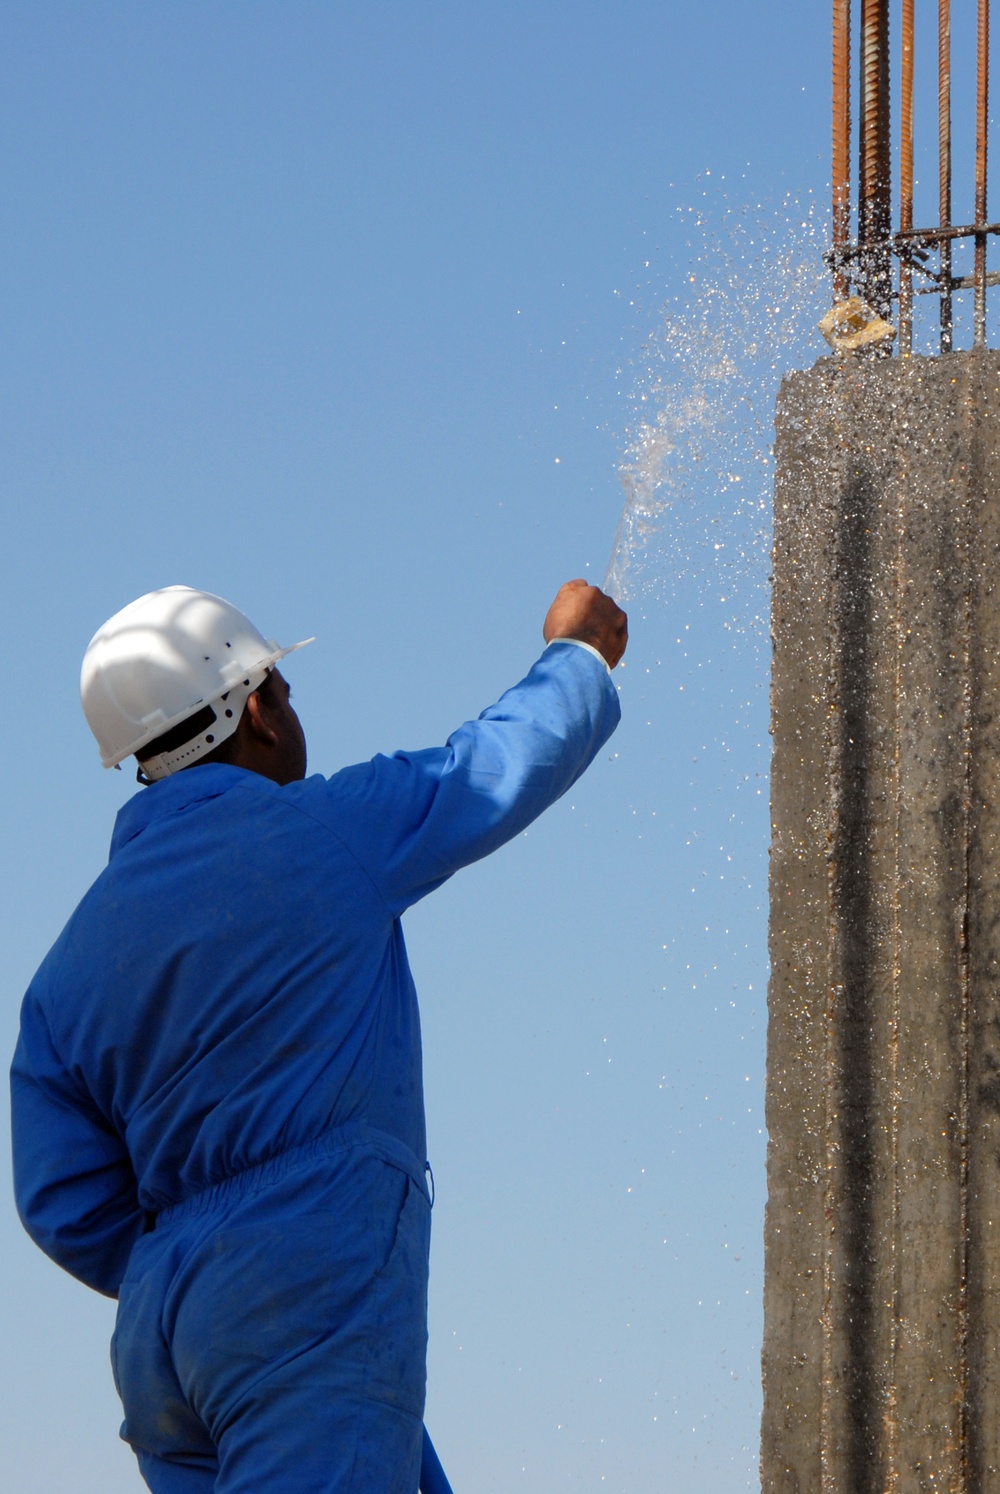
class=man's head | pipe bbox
[81,586,313,785]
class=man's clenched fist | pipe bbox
[543,579,628,669]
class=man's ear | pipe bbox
[244,690,279,747]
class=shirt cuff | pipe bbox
[545,637,613,673]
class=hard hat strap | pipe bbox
[136,666,270,783]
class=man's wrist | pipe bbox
[545,636,613,673]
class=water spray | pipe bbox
[601,194,826,610]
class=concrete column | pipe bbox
[764,349,1000,1492]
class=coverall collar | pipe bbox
[110,764,266,857]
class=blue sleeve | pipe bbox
[334,641,621,915]
[10,986,146,1298]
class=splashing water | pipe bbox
[604,189,829,623]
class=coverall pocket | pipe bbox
[362,1170,431,1419]
[183,1151,409,1371]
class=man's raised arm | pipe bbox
[326,581,627,914]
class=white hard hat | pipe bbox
[81,586,314,779]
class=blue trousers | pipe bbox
[111,1130,432,1493]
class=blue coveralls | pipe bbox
[10,641,619,1493]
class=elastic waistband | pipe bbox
[153,1122,429,1227]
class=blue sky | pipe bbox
[0,4,843,1490]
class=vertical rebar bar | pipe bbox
[975,0,990,346]
[834,0,853,300]
[900,0,915,353]
[860,0,893,319]
[940,0,953,351]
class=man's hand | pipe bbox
[543,579,628,669]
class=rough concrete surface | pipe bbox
[764,350,1000,1493]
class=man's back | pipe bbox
[18,766,423,1228]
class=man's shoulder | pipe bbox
[272,758,406,826]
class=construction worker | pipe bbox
[10,578,626,1494]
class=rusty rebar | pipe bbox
[900,0,915,352]
[833,0,852,299]
[975,0,990,345]
[859,0,892,318]
[940,0,953,350]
